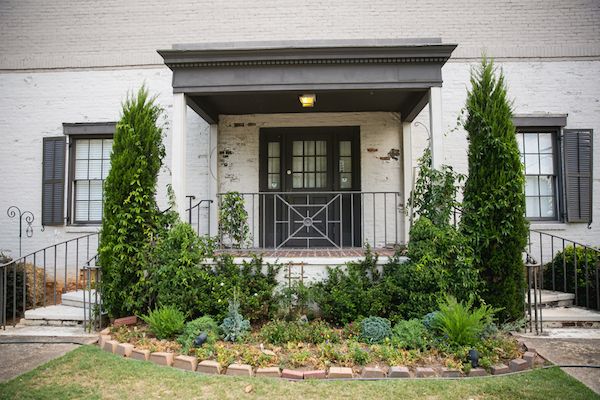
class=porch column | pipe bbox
[428,87,443,168]
[208,124,218,236]
[172,93,187,218]
[402,121,413,243]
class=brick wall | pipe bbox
[1,0,599,70]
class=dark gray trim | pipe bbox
[513,114,567,128]
[158,40,456,121]
[403,91,430,122]
[186,97,217,124]
[63,122,117,135]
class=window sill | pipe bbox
[65,225,101,234]
[530,222,567,231]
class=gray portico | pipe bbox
[159,39,455,248]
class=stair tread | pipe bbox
[61,290,101,303]
[527,290,575,304]
[24,305,86,321]
[537,307,600,322]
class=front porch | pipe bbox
[159,39,456,249]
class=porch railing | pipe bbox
[214,191,403,249]
[186,196,213,236]
[0,232,99,330]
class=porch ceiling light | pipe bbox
[299,94,316,108]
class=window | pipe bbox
[291,140,328,189]
[516,130,558,220]
[514,115,593,224]
[72,138,113,223]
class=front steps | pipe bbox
[19,290,101,328]
[527,289,600,329]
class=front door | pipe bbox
[259,127,361,248]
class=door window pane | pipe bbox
[291,140,327,188]
[267,141,280,189]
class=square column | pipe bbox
[171,93,187,218]
[428,87,443,168]
[402,121,413,243]
[208,124,218,236]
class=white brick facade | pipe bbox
[0,2,599,269]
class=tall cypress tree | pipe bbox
[461,58,528,321]
[99,86,165,317]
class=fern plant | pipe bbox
[141,305,185,340]
[431,295,498,347]
[220,290,250,342]
[359,316,392,344]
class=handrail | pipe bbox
[0,232,99,269]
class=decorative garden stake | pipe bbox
[6,206,35,257]
[468,349,479,368]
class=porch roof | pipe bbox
[158,39,456,123]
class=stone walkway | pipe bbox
[518,330,600,394]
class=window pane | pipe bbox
[75,159,88,179]
[292,173,303,188]
[340,141,351,156]
[317,156,327,172]
[524,134,538,153]
[340,173,352,189]
[339,156,351,173]
[515,134,524,154]
[526,197,540,218]
[88,159,102,179]
[539,176,553,196]
[89,139,103,158]
[103,139,113,158]
[268,174,280,189]
[525,154,539,174]
[539,153,554,174]
[538,134,553,153]
[304,157,315,172]
[316,173,327,188]
[316,141,326,155]
[75,201,89,221]
[268,158,279,173]
[293,141,303,156]
[525,176,539,196]
[304,173,315,188]
[75,140,89,159]
[268,142,280,157]
[102,160,111,179]
[76,181,89,199]
[89,201,103,221]
[89,180,103,201]
[305,141,315,156]
[293,157,303,172]
[540,197,554,218]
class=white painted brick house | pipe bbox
[0,1,598,270]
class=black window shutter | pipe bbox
[42,137,66,226]
[563,129,593,223]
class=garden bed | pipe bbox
[100,317,541,379]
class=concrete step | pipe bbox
[531,306,600,329]
[0,325,98,344]
[527,290,574,308]
[60,290,101,309]
[22,305,86,326]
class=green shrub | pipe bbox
[381,218,481,320]
[259,320,340,345]
[460,58,529,322]
[276,280,313,321]
[430,295,497,348]
[392,319,430,350]
[348,342,371,365]
[141,305,186,340]
[100,86,165,318]
[543,245,599,308]
[220,291,250,342]
[177,316,219,354]
[219,192,249,248]
[311,249,386,325]
[359,316,392,344]
[148,222,216,318]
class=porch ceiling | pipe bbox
[158,39,456,124]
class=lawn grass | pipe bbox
[0,345,597,400]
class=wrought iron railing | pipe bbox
[186,196,213,236]
[0,232,99,330]
[82,254,103,333]
[527,229,600,311]
[214,191,403,249]
[525,250,543,334]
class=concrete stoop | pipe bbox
[21,304,86,327]
[61,290,101,309]
[538,307,600,329]
[527,290,575,308]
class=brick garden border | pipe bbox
[97,328,543,380]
